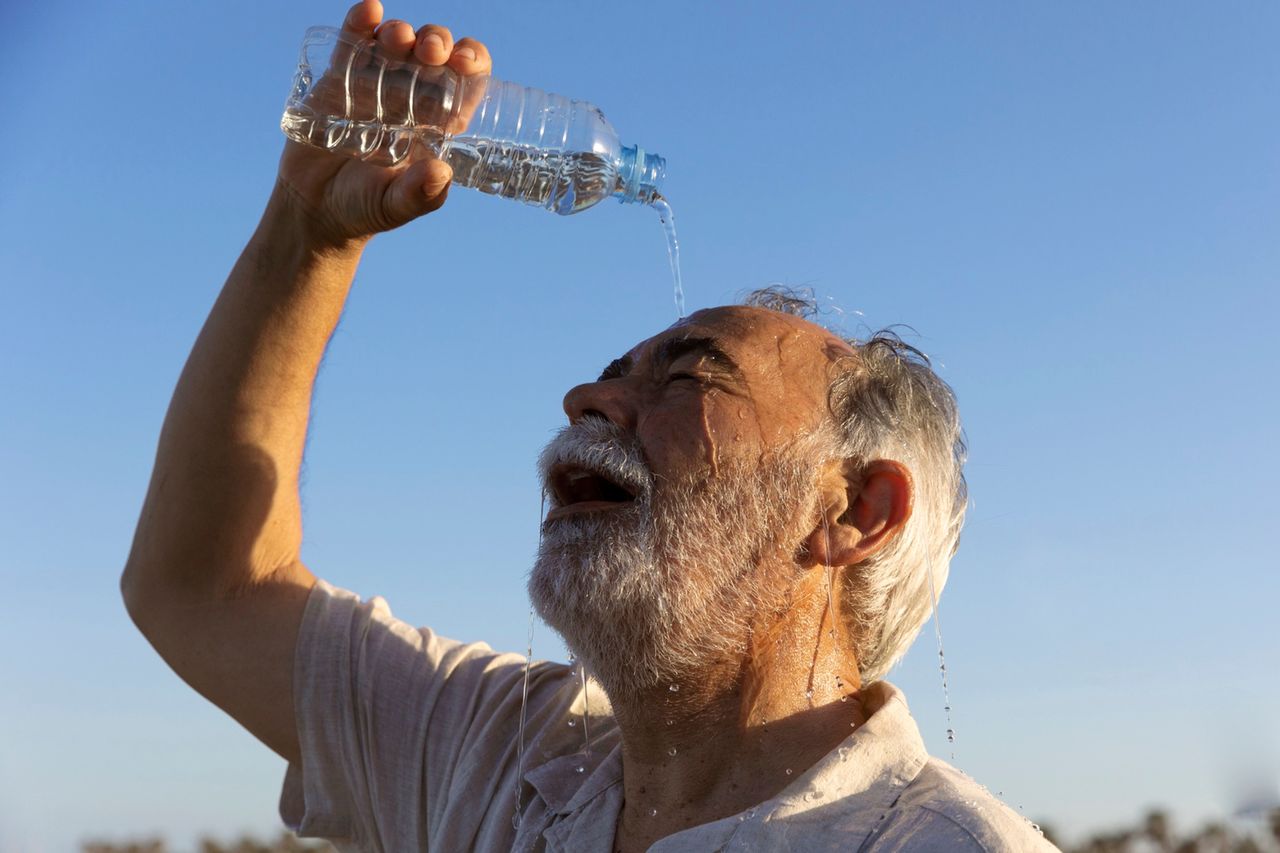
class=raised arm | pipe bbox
[121,0,492,763]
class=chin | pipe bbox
[528,506,761,703]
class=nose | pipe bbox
[562,379,637,431]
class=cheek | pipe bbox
[638,393,761,476]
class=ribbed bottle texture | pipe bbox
[282,26,664,215]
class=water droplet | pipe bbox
[567,719,576,727]
[839,695,849,703]
[746,808,757,820]
[946,728,956,742]
[944,705,951,713]
[667,747,678,756]
[649,808,658,818]
[666,719,674,726]
[785,768,793,775]
[1032,823,1042,835]
[837,747,849,761]
[511,814,520,829]
[804,689,814,701]
[803,792,813,802]
[668,684,679,692]
[575,765,585,774]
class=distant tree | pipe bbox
[1146,809,1174,852]
[84,834,333,853]
[82,842,167,853]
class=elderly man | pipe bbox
[123,3,1056,850]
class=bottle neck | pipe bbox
[615,145,666,205]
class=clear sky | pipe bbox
[2,1,1277,850]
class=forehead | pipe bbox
[630,305,854,365]
[625,307,856,437]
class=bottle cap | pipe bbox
[618,145,666,204]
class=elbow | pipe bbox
[120,557,154,632]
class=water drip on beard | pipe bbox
[925,554,957,760]
[578,662,592,766]
[821,513,839,706]
[513,492,547,830]
[699,396,719,477]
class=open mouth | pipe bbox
[546,463,638,520]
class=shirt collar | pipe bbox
[525,730,623,816]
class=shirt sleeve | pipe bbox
[278,579,547,851]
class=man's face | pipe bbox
[529,307,855,697]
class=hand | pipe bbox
[275,0,493,248]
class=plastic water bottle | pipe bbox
[281,26,666,215]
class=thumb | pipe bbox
[382,158,452,227]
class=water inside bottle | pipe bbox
[441,139,619,215]
[650,197,685,318]
[282,105,625,216]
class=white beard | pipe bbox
[528,418,823,703]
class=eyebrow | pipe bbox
[597,336,743,383]
[598,356,633,381]
[653,336,741,378]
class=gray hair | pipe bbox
[743,286,969,682]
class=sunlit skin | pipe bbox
[558,307,914,852]
[121,3,914,852]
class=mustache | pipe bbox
[538,418,654,502]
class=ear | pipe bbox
[805,459,913,569]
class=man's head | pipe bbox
[529,289,967,700]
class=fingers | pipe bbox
[414,24,455,65]
[374,19,416,58]
[448,37,491,77]
[342,0,383,38]
[446,38,493,133]
[383,158,452,225]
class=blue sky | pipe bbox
[1,1,1277,850]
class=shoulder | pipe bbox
[867,759,1059,852]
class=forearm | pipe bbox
[124,185,368,602]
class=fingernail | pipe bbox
[422,33,445,53]
[454,46,477,63]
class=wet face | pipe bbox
[529,307,855,697]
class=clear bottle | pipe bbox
[281,26,665,215]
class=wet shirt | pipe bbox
[280,580,1058,852]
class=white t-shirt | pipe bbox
[281,580,1058,852]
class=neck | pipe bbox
[605,569,868,853]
